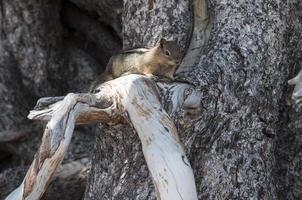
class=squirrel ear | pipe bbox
[159,38,166,48]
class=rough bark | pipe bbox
[0,0,66,179]
[122,0,192,50]
[0,0,122,134]
[0,0,121,199]
[0,0,62,130]
[185,0,290,199]
[274,1,302,199]
[86,0,302,199]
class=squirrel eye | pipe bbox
[165,50,171,56]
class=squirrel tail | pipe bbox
[89,71,113,93]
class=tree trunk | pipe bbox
[85,0,302,199]
[84,1,194,199]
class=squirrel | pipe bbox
[89,38,182,93]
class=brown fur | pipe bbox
[89,38,182,92]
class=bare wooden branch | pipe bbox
[289,69,302,101]
[0,159,89,200]
[6,93,116,200]
[6,75,198,200]
[158,82,202,113]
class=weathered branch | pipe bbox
[6,75,199,200]
[157,82,203,113]
[0,159,89,200]
[289,69,302,101]
[176,0,212,74]
[6,92,116,200]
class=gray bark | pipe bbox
[0,0,65,176]
[0,0,62,131]
[0,0,120,199]
[85,0,302,199]
[68,0,123,37]
[274,2,302,199]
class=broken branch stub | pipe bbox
[6,75,198,200]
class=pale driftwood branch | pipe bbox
[6,75,198,200]
[289,69,302,101]
[6,93,116,200]
[0,159,89,200]
[288,69,302,110]
[158,82,202,113]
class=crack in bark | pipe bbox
[181,155,190,167]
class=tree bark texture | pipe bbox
[1,0,302,200]
[86,0,302,199]
[84,1,195,199]
[0,0,121,199]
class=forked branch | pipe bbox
[6,75,198,200]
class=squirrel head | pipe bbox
[157,38,182,66]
